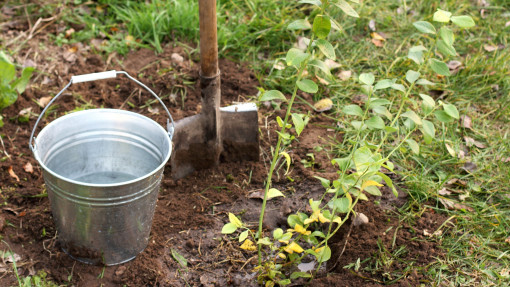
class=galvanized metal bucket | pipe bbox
[29,71,174,265]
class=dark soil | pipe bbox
[0,20,448,287]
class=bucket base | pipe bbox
[62,247,138,266]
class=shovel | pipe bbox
[170,0,259,179]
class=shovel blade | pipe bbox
[219,103,259,162]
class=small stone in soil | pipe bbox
[353,213,369,227]
[171,53,184,63]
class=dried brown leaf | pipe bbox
[438,188,451,195]
[463,136,486,148]
[65,28,75,39]
[460,115,472,129]
[8,166,19,182]
[23,162,33,174]
[324,59,341,70]
[337,70,352,81]
[447,60,462,71]
[316,75,330,86]
[314,98,333,112]
[439,197,473,211]
[462,162,478,173]
[484,44,498,52]
[506,237,510,244]
[371,39,384,47]
[248,190,264,200]
[37,96,52,108]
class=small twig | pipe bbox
[0,135,10,159]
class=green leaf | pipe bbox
[366,116,385,130]
[413,21,436,34]
[419,93,435,108]
[273,228,284,240]
[298,0,322,7]
[332,157,351,171]
[312,15,331,39]
[259,90,287,102]
[391,83,406,92]
[221,223,237,234]
[334,0,359,18]
[359,73,375,86]
[171,249,188,268]
[429,58,451,76]
[374,79,393,90]
[376,172,398,197]
[287,19,312,30]
[372,106,393,120]
[267,188,285,199]
[385,126,398,133]
[416,79,435,86]
[297,79,318,93]
[328,197,351,213]
[433,9,452,23]
[364,185,382,196]
[408,45,427,65]
[451,15,475,28]
[291,113,305,136]
[434,110,454,123]
[317,246,331,263]
[239,230,249,242]
[15,67,34,94]
[308,59,331,76]
[402,110,422,125]
[342,104,363,117]
[278,279,292,286]
[422,119,435,143]
[405,139,420,155]
[0,60,15,85]
[437,40,457,57]
[314,176,331,189]
[288,214,302,228]
[286,48,310,67]
[368,98,391,107]
[290,272,312,279]
[315,39,335,60]
[257,237,272,245]
[0,88,17,110]
[229,213,243,228]
[439,26,454,46]
[406,70,420,84]
[443,103,459,119]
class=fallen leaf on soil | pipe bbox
[324,59,341,70]
[273,61,285,70]
[483,44,498,52]
[125,35,135,46]
[8,166,19,182]
[462,162,478,173]
[337,70,352,81]
[63,47,78,63]
[423,229,442,237]
[447,178,467,187]
[505,237,510,245]
[19,107,32,117]
[148,107,159,114]
[438,188,451,195]
[298,261,315,272]
[295,36,309,51]
[314,98,333,112]
[445,143,456,157]
[316,75,329,85]
[65,28,75,39]
[371,39,384,47]
[22,59,36,68]
[438,197,474,212]
[1,251,21,263]
[447,60,462,71]
[460,115,472,129]
[37,96,52,108]
[240,239,256,251]
[459,193,470,201]
[353,213,369,227]
[371,32,386,41]
[171,53,184,63]
[496,155,510,163]
[464,136,486,148]
[369,19,376,31]
[115,266,126,276]
[248,190,265,200]
[24,162,33,174]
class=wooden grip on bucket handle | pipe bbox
[29,70,175,154]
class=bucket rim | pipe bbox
[33,108,172,187]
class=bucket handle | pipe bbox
[29,70,175,153]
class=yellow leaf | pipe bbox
[314,246,324,254]
[229,213,243,228]
[293,224,311,235]
[278,253,286,259]
[240,239,256,251]
[333,216,342,224]
[284,242,304,254]
[281,152,291,175]
[314,98,333,112]
[318,213,331,223]
[361,180,383,192]
[371,32,386,41]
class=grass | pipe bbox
[1,0,509,285]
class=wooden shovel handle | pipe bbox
[199,0,219,77]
